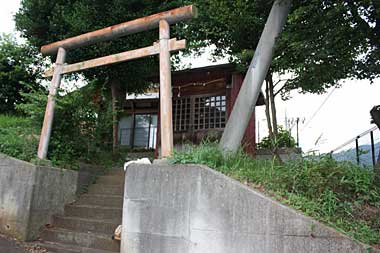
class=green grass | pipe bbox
[0,114,127,170]
[0,114,39,161]
[171,142,380,248]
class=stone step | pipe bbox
[87,185,124,195]
[53,216,120,234]
[65,205,122,220]
[36,240,118,253]
[107,169,125,176]
[33,241,81,253]
[34,241,118,253]
[76,194,123,208]
[40,228,119,252]
[96,176,124,185]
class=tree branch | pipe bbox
[273,78,288,89]
[274,81,288,97]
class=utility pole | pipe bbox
[257,121,260,143]
[287,117,305,147]
[296,117,300,147]
[219,0,292,153]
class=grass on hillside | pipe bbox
[171,142,380,248]
[0,114,39,161]
[0,114,129,169]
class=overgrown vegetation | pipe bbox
[258,127,296,149]
[0,82,128,169]
[0,115,38,161]
[172,143,380,247]
[0,34,43,114]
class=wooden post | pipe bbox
[159,19,174,157]
[37,47,66,159]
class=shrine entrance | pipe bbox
[37,6,197,159]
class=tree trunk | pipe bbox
[263,73,280,143]
[110,79,121,153]
[264,74,282,164]
[264,80,274,141]
[268,73,278,140]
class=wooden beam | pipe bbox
[37,47,66,159]
[44,39,186,77]
[41,5,196,55]
[159,19,174,157]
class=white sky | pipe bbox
[2,0,379,154]
[0,0,20,35]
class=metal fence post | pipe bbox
[37,47,66,159]
[370,131,376,168]
[159,19,174,157]
[355,138,360,165]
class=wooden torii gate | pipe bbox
[37,6,197,160]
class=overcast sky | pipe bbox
[2,0,379,154]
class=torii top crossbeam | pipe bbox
[41,5,197,55]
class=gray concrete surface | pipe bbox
[255,148,302,162]
[0,153,78,241]
[76,162,109,195]
[0,235,25,253]
[121,164,378,253]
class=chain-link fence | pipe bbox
[331,127,380,169]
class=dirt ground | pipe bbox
[0,234,47,253]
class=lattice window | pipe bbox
[194,95,226,130]
[172,94,226,132]
[173,97,191,131]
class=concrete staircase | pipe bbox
[36,169,124,253]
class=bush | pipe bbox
[258,127,296,149]
[0,115,38,161]
[16,82,114,169]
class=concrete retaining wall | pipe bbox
[122,164,377,253]
[255,147,302,162]
[0,153,77,241]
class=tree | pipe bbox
[0,34,42,114]
[181,0,380,146]
[15,0,185,150]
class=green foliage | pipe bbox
[258,127,296,149]
[15,0,185,91]
[0,34,43,114]
[172,143,380,247]
[16,81,114,168]
[182,0,380,94]
[0,115,39,161]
